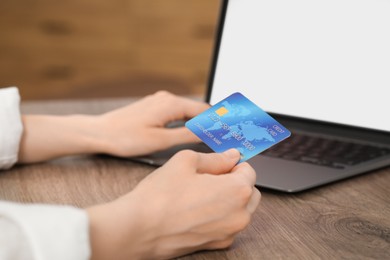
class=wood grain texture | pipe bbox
[0,0,220,100]
[0,98,389,259]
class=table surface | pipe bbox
[1,98,389,259]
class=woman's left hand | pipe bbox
[96,91,209,157]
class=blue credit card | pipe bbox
[185,92,291,163]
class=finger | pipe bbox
[204,236,235,250]
[246,188,261,214]
[230,162,257,187]
[171,95,210,119]
[159,127,201,147]
[196,149,241,174]
[155,91,210,121]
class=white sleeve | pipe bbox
[0,87,23,170]
[0,201,91,260]
[0,87,91,259]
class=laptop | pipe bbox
[133,0,390,192]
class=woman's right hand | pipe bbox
[88,149,261,260]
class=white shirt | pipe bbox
[0,87,91,260]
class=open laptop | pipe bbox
[133,0,390,192]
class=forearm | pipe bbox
[18,115,107,163]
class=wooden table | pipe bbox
[1,98,389,259]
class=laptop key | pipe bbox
[262,133,390,168]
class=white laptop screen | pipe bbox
[210,0,390,132]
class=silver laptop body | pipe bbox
[133,0,390,192]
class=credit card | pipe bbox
[185,92,291,163]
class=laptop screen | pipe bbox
[210,0,390,132]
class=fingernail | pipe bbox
[225,149,240,159]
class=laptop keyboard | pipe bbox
[262,133,390,169]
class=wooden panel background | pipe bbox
[0,0,220,100]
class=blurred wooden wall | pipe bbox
[0,0,220,100]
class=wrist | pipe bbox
[18,114,107,163]
[64,114,109,155]
[51,114,109,155]
[87,194,151,260]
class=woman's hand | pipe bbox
[97,91,209,157]
[18,91,209,163]
[87,149,261,260]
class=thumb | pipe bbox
[196,149,241,175]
